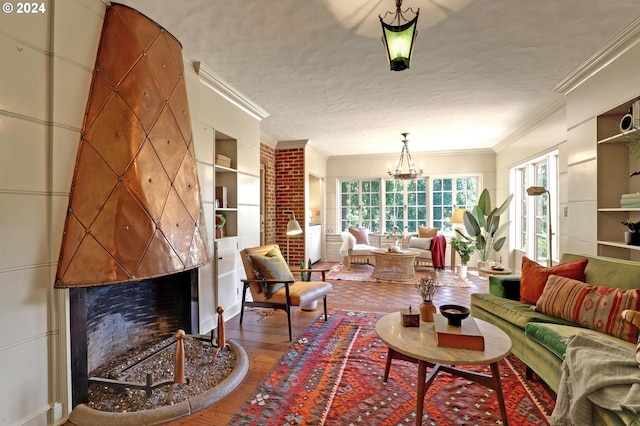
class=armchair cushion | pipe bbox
[248,246,294,298]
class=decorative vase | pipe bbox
[420,300,436,322]
[456,264,468,279]
[625,231,640,246]
[216,228,223,239]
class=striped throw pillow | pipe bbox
[535,275,640,343]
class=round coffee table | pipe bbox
[370,248,419,281]
[375,312,512,426]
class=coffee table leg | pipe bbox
[490,362,509,426]
[416,360,427,426]
[383,348,394,382]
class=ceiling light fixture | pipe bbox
[387,132,423,180]
[380,0,419,71]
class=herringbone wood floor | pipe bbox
[163,263,489,425]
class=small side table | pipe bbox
[479,266,513,276]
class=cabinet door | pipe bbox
[216,238,240,311]
[307,225,322,263]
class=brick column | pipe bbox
[276,148,305,266]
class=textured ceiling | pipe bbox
[117,0,640,156]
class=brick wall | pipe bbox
[276,148,305,266]
[260,143,276,244]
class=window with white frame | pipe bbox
[432,176,479,232]
[512,150,558,264]
[384,178,428,233]
[338,175,478,234]
[340,179,381,232]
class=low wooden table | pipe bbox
[375,312,512,426]
[370,249,419,281]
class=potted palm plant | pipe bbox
[450,237,475,278]
[456,189,513,272]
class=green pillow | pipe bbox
[249,247,294,298]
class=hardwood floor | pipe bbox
[164,264,489,425]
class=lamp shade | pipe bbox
[450,208,467,224]
[526,186,548,196]
[286,214,303,236]
[381,14,418,71]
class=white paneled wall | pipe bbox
[0,1,105,424]
[0,3,263,424]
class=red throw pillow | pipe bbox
[519,256,588,304]
[348,227,370,245]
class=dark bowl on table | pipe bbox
[439,304,470,327]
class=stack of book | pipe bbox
[434,314,485,351]
[621,193,640,208]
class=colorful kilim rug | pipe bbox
[327,264,477,288]
[230,310,556,425]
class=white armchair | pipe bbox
[339,232,379,269]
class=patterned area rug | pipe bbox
[327,264,476,287]
[230,310,556,425]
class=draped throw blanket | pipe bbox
[551,333,640,426]
[431,234,446,269]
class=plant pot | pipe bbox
[216,228,224,239]
[625,231,640,246]
[456,264,468,279]
[477,260,495,277]
[420,300,436,322]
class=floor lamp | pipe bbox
[527,186,552,267]
[286,213,303,265]
[450,207,467,234]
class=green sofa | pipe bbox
[471,253,640,426]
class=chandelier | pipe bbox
[387,133,423,180]
[379,0,420,71]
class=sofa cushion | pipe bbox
[418,226,438,238]
[520,256,588,304]
[408,237,432,251]
[535,275,640,343]
[348,227,370,245]
[525,322,634,361]
[471,293,575,329]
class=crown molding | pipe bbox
[492,98,566,153]
[260,132,278,148]
[553,16,640,95]
[276,140,308,150]
[192,61,270,121]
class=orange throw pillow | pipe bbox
[418,226,438,238]
[519,256,588,304]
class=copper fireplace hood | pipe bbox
[55,3,210,288]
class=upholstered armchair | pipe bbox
[239,244,332,341]
[339,230,379,269]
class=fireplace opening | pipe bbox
[69,269,198,407]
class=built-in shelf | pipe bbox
[597,240,640,251]
[596,98,640,261]
[597,128,637,145]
